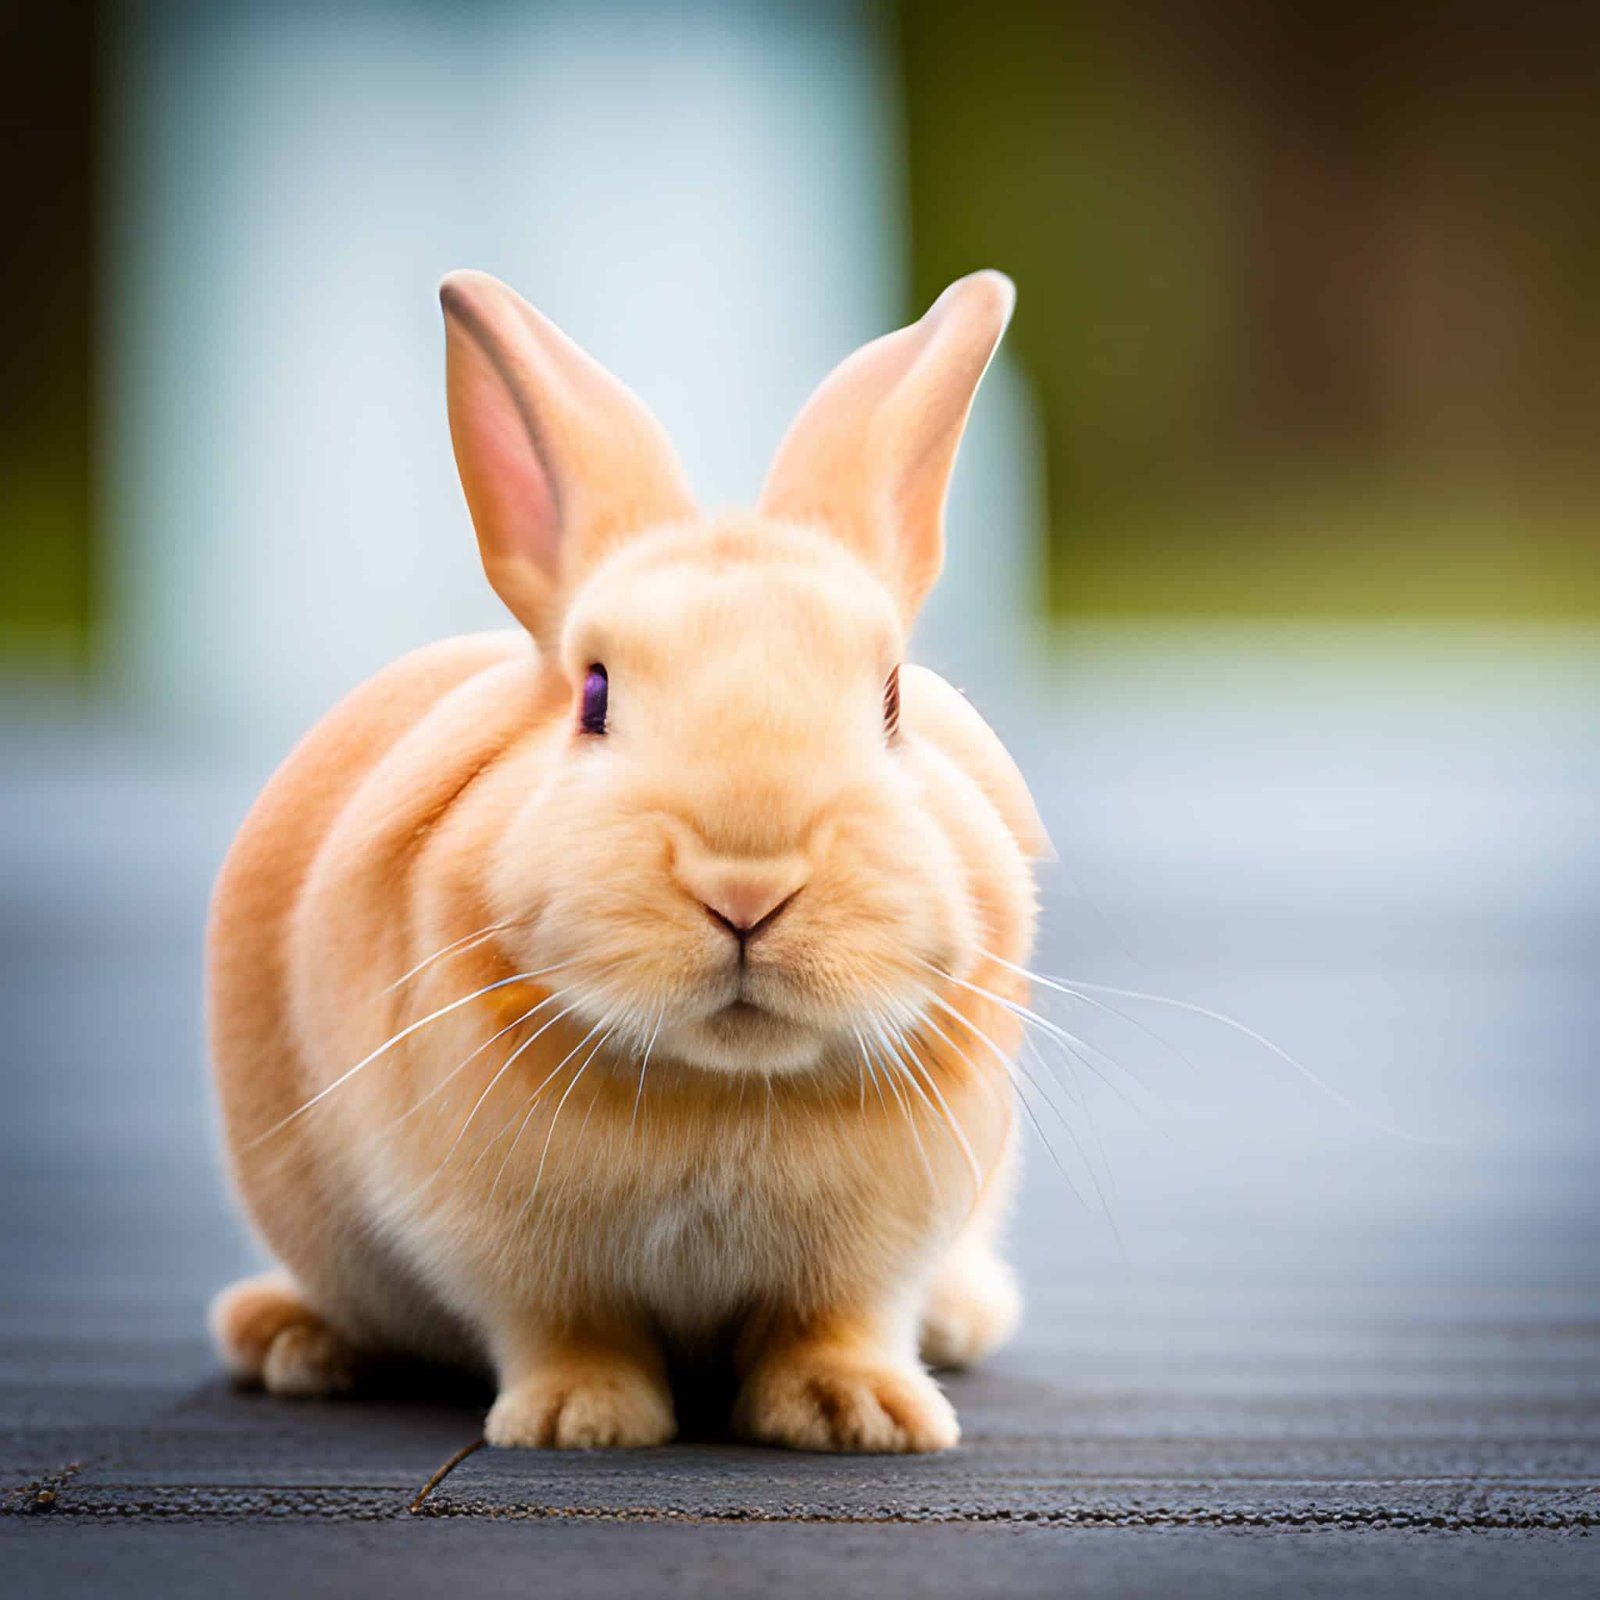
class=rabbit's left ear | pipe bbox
[760,270,1014,621]
[440,271,695,651]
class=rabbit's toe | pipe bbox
[486,1364,676,1450]
[736,1352,959,1454]
[260,1320,357,1397]
[210,1273,357,1395]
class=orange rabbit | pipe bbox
[208,269,1047,1452]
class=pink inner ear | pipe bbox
[446,313,563,598]
[470,381,561,576]
[442,269,697,636]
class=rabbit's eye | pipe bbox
[580,664,609,735]
[883,665,901,741]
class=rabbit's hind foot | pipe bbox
[209,1273,359,1398]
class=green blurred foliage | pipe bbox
[0,3,94,662]
[899,1,1600,615]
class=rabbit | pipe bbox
[207,266,1049,1453]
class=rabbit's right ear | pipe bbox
[440,271,695,650]
[760,271,1014,624]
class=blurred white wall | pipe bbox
[103,0,1037,752]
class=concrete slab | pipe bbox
[5,1520,1599,1600]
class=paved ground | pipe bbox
[3,635,1597,1594]
[12,1523,1599,1600]
[3,1295,1597,1594]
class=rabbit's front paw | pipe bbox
[735,1351,959,1454]
[486,1362,676,1450]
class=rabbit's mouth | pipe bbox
[707,996,785,1034]
[665,989,827,1075]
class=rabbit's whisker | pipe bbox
[440,997,585,1172]
[976,949,1434,1144]
[1017,969,1205,1080]
[851,1028,890,1120]
[485,1019,609,1207]
[1021,1031,1120,1212]
[384,990,565,1141]
[870,991,983,1195]
[247,964,572,1148]
[629,1008,665,1136]
[573,1003,651,1151]
[381,996,578,1219]
[852,1024,897,1121]
[397,1009,603,1219]
[381,918,520,998]
[863,1022,942,1206]
[523,1023,617,1218]
[1004,1042,1106,1219]
[926,975,1175,1174]
[343,957,636,1193]
[914,997,1117,1234]
[918,959,1167,1125]
[1005,1035,1122,1233]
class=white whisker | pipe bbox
[381,992,561,1140]
[439,997,584,1171]
[629,1008,665,1136]
[919,959,1169,1129]
[853,1030,890,1118]
[484,1018,608,1206]
[915,996,1114,1230]
[871,992,983,1194]
[525,1025,616,1213]
[380,919,516,997]
[979,949,1437,1145]
[864,1022,941,1204]
[246,964,570,1148]
[1022,1031,1119,1209]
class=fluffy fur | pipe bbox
[209,268,1046,1453]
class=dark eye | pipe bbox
[883,664,901,741]
[580,664,609,735]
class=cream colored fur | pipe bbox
[209,269,1044,1453]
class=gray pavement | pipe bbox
[3,1305,1597,1593]
[11,1523,1598,1600]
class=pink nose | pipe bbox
[676,852,808,940]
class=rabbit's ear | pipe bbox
[760,270,1014,621]
[440,271,695,648]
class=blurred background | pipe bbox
[2,1,1597,1353]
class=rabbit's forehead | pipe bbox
[568,527,900,671]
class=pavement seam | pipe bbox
[2,1462,81,1516]
[411,1503,1598,1532]
[6,1489,1594,1532]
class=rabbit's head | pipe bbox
[441,270,1035,1077]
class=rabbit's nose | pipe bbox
[676,854,808,943]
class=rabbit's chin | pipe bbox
[659,1000,833,1078]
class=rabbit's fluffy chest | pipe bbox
[537,1106,917,1335]
[633,1166,761,1317]
[613,1134,838,1330]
